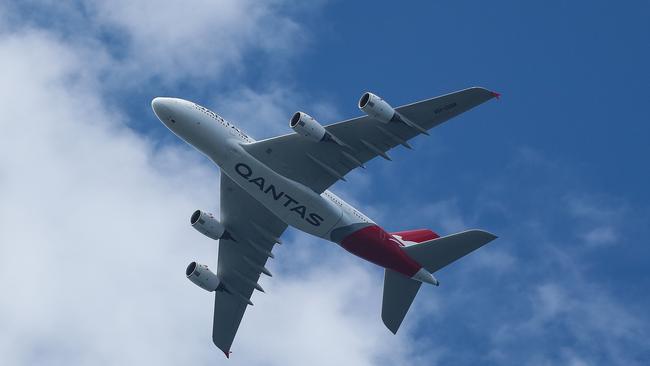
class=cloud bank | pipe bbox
[0,3,419,366]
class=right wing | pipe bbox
[243,87,498,193]
[212,173,288,356]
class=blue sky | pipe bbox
[1,1,649,365]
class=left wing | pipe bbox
[243,87,497,193]
[212,173,287,356]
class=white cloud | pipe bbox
[567,196,621,223]
[212,85,341,141]
[0,30,213,365]
[484,259,650,366]
[566,196,624,247]
[90,0,305,84]
[0,14,426,366]
[236,264,422,366]
[215,86,307,139]
[580,225,617,247]
[3,0,307,86]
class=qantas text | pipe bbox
[234,163,325,226]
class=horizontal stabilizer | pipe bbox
[402,229,497,273]
[382,269,422,334]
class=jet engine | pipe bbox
[186,261,221,291]
[358,92,397,123]
[190,210,225,240]
[359,92,429,134]
[290,111,348,146]
[289,111,328,142]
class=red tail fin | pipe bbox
[390,229,439,244]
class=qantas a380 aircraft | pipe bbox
[151,87,499,357]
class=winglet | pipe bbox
[223,350,231,359]
[491,91,501,100]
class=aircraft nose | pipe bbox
[151,97,174,120]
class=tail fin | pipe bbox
[382,269,422,333]
[390,229,439,243]
[381,229,497,334]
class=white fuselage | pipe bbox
[151,97,372,241]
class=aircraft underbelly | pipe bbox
[219,147,343,238]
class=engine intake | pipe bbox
[190,210,225,240]
[290,111,328,142]
[186,261,221,291]
[358,92,397,124]
[359,92,429,135]
[290,111,348,147]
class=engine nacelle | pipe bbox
[186,261,221,291]
[190,210,225,240]
[358,92,397,123]
[289,111,327,142]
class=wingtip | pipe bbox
[491,91,501,100]
[223,350,231,359]
[381,315,400,334]
[484,231,499,241]
[385,323,399,335]
[467,229,498,241]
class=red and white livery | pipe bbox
[152,87,499,357]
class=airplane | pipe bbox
[151,87,499,357]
